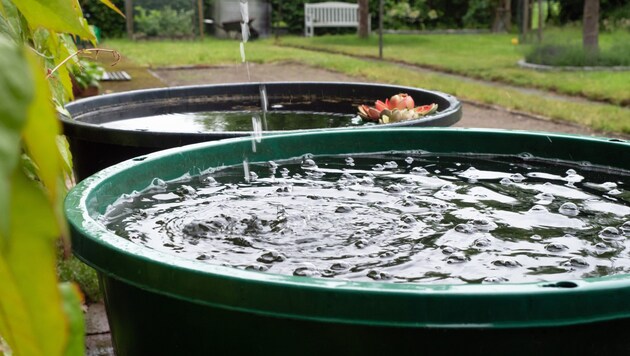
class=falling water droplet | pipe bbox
[243,158,251,183]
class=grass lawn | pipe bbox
[103,38,630,134]
[278,31,630,106]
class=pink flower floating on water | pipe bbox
[357,93,438,124]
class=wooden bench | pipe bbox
[304,2,369,37]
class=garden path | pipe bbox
[149,62,627,138]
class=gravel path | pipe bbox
[151,62,626,139]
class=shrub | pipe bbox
[134,5,195,38]
[525,31,630,67]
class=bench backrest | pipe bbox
[305,2,359,25]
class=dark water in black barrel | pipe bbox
[102,152,630,284]
[100,111,363,132]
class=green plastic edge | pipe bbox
[65,128,630,328]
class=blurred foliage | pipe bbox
[80,0,126,38]
[71,59,104,89]
[0,0,121,355]
[134,5,195,38]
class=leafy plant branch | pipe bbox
[46,48,121,79]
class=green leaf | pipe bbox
[0,170,67,356]
[10,0,94,40]
[59,283,85,356]
[99,0,125,18]
[22,48,63,203]
[56,136,74,181]
[22,44,70,246]
[0,35,33,241]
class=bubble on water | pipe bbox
[405,157,414,164]
[380,250,396,258]
[530,234,543,241]
[599,226,622,241]
[372,164,385,171]
[335,205,353,213]
[199,175,219,186]
[519,152,534,160]
[384,161,398,169]
[441,183,457,192]
[500,177,513,185]
[149,178,167,191]
[345,157,355,166]
[564,257,589,268]
[455,223,475,234]
[566,169,577,175]
[294,263,320,277]
[386,184,405,193]
[257,250,285,264]
[183,218,228,238]
[608,189,622,195]
[483,276,509,283]
[559,202,580,216]
[620,221,630,235]
[276,185,293,193]
[301,158,318,170]
[447,252,468,264]
[330,262,351,271]
[565,173,583,184]
[535,192,555,204]
[400,213,417,224]
[509,173,525,182]
[441,246,457,255]
[595,242,609,249]
[492,259,521,268]
[355,238,369,249]
[246,264,268,272]
[529,205,549,213]
[545,243,569,252]
[430,202,448,212]
[196,254,210,261]
[471,218,495,232]
[367,269,393,280]
[601,182,618,190]
[424,212,444,222]
[411,167,429,176]
[175,185,196,196]
[307,170,326,179]
[473,237,492,248]
[360,176,375,186]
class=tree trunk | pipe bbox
[125,0,134,39]
[583,0,599,55]
[492,0,512,33]
[358,0,369,38]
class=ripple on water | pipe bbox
[102,152,630,284]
